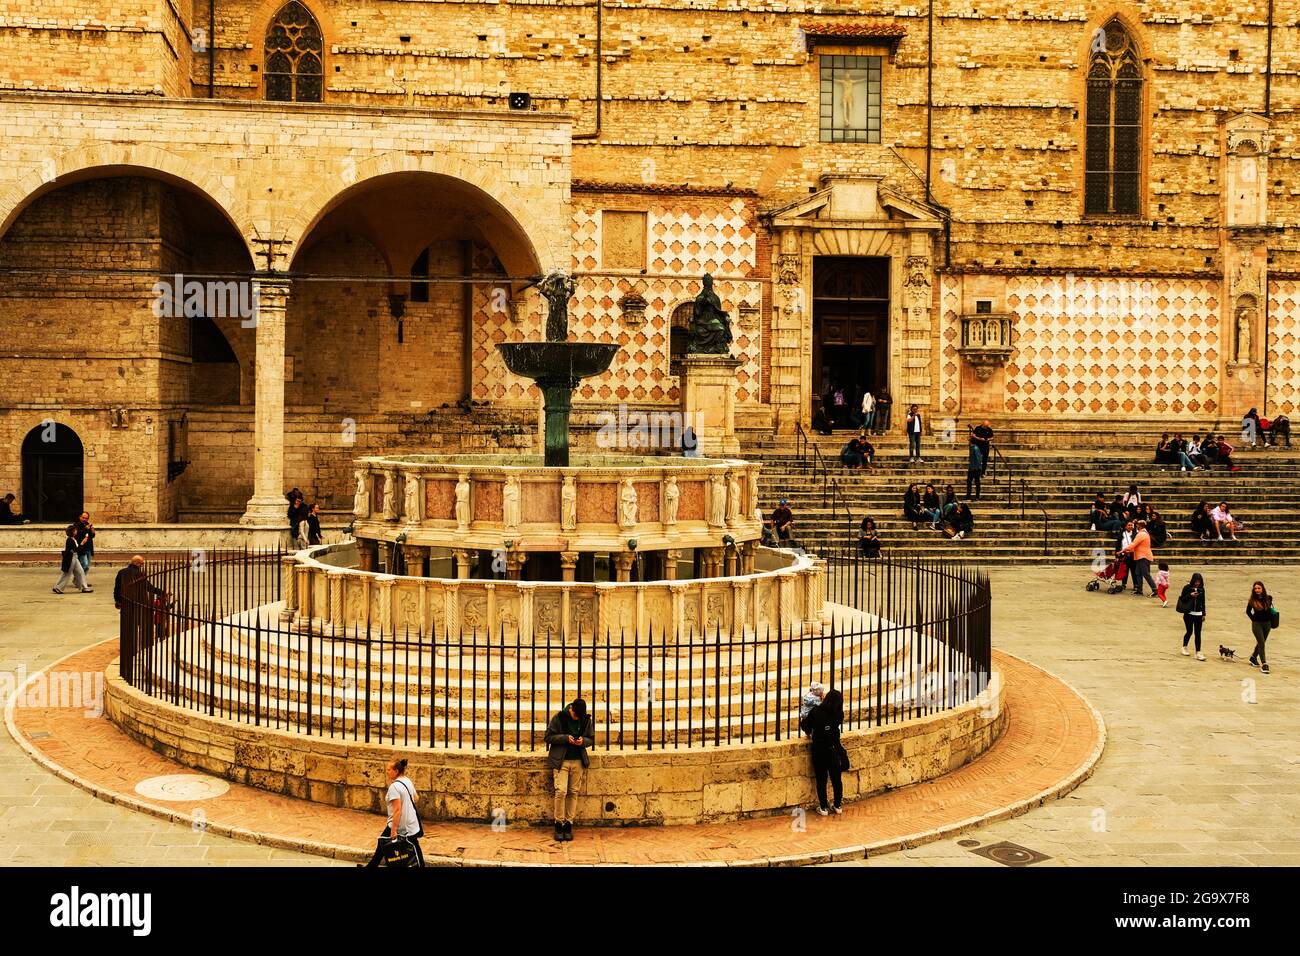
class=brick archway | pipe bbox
[283,154,558,276]
[0,143,254,262]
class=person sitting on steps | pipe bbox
[943,501,974,540]
[921,483,943,530]
[858,516,882,558]
[902,483,928,526]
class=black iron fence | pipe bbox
[119,547,992,751]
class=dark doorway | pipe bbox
[812,256,889,428]
[21,422,84,522]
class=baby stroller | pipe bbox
[1085,554,1128,593]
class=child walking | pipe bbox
[1155,562,1170,607]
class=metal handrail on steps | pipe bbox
[793,422,854,524]
[1018,478,1049,555]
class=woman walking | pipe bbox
[1245,582,1275,674]
[800,688,846,816]
[363,757,423,867]
[1176,573,1207,660]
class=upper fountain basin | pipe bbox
[497,341,619,382]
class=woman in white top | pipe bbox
[363,757,424,867]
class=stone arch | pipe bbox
[1078,6,1156,68]
[0,143,254,261]
[810,229,893,257]
[284,154,557,276]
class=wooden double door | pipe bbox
[812,256,889,422]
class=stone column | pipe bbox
[505,551,527,582]
[668,582,686,640]
[612,551,635,583]
[376,575,395,636]
[663,548,681,581]
[559,550,579,582]
[518,582,535,640]
[402,543,428,577]
[723,546,738,577]
[770,228,806,435]
[280,555,298,622]
[452,549,473,580]
[294,565,312,627]
[326,567,346,636]
[240,278,291,527]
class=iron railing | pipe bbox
[118,547,992,751]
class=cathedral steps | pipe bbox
[750,445,1300,563]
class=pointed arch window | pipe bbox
[265,2,324,102]
[1085,20,1143,216]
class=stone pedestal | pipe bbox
[679,354,741,457]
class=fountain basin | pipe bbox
[497,341,619,383]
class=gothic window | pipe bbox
[819,55,882,143]
[1085,20,1143,216]
[265,2,324,103]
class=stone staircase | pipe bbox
[746,435,1300,565]
[136,603,956,749]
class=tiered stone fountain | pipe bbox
[314,270,821,639]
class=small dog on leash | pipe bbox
[1219,645,1238,661]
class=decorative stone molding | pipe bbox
[957,312,1015,381]
[618,292,648,327]
[352,453,762,555]
[737,303,759,330]
[292,541,823,638]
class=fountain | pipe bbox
[496,271,619,467]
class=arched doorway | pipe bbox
[21,423,84,522]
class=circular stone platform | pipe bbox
[8,640,1103,865]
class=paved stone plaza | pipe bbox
[1,561,1293,867]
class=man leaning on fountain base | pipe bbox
[545,698,594,843]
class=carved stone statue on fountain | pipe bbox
[540,270,577,342]
[687,274,733,355]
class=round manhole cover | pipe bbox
[135,774,230,801]
[984,844,1037,865]
[956,839,981,848]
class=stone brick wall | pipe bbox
[0,0,193,96]
[106,658,1006,826]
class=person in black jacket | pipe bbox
[858,516,881,558]
[1147,510,1170,549]
[945,502,974,539]
[305,503,324,545]
[1177,573,1207,660]
[113,555,164,609]
[51,525,93,593]
[801,688,845,815]
[1,493,29,524]
[1245,582,1274,674]
[903,483,927,524]
[544,699,595,842]
[286,488,307,535]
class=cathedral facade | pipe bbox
[1,1,1296,521]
